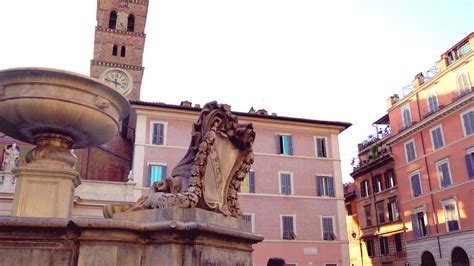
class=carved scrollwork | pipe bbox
[95,96,110,109]
[105,101,255,218]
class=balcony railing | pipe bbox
[452,87,474,101]
[357,126,391,152]
[352,145,391,173]
[422,105,446,119]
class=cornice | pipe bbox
[96,26,146,37]
[387,92,473,145]
[91,60,144,71]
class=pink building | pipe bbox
[129,101,351,266]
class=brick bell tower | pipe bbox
[81,0,148,182]
[90,0,148,100]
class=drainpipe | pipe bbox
[415,93,442,259]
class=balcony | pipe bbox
[351,145,392,177]
[452,87,474,101]
[446,41,472,66]
[422,105,446,119]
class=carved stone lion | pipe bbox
[104,101,255,218]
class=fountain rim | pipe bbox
[0,66,130,120]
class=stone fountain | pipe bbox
[0,68,262,265]
[0,67,130,218]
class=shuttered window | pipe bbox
[240,171,256,193]
[405,141,416,162]
[442,200,460,232]
[316,176,334,197]
[322,217,336,240]
[410,172,422,197]
[466,151,474,179]
[367,240,375,257]
[282,216,295,239]
[430,126,444,150]
[376,201,385,224]
[380,237,389,255]
[152,123,165,145]
[384,169,396,188]
[316,137,327,157]
[462,109,474,136]
[280,173,292,195]
[412,211,428,238]
[436,159,452,188]
[147,164,167,187]
[276,134,293,155]
[394,233,403,252]
[388,201,399,222]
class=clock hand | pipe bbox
[104,78,119,85]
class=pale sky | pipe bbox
[1,0,473,182]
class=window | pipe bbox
[412,208,428,238]
[112,45,118,56]
[360,180,370,198]
[366,239,375,257]
[427,91,439,112]
[276,134,293,155]
[345,204,352,216]
[147,164,166,187]
[401,104,412,128]
[322,217,336,240]
[409,171,422,197]
[466,149,474,179]
[242,213,254,233]
[436,159,452,188]
[373,174,383,193]
[394,233,403,252]
[405,140,416,162]
[108,11,117,29]
[127,14,135,32]
[388,200,399,222]
[461,109,474,136]
[430,126,445,150]
[120,46,126,57]
[282,216,296,239]
[457,72,471,91]
[364,205,372,227]
[380,237,389,255]
[384,169,396,189]
[279,172,292,195]
[315,137,327,157]
[151,122,165,145]
[442,199,460,232]
[316,176,334,197]
[376,201,385,224]
[240,171,255,193]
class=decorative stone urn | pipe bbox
[0,67,130,218]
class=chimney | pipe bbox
[256,109,268,115]
[412,72,425,90]
[180,100,192,107]
[386,94,399,109]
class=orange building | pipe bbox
[349,32,473,266]
[349,114,407,266]
[386,32,473,265]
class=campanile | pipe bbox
[90,0,148,100]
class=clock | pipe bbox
[99,68,133,96]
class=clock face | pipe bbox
[100,69,133,96]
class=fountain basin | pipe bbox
[0,67,130,149]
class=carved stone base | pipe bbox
[0,208,263,266]
[11,166,79,218]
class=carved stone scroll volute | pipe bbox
[104,101,256,218]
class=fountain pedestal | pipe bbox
[12,167,79,218]
[0,68,130,218]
